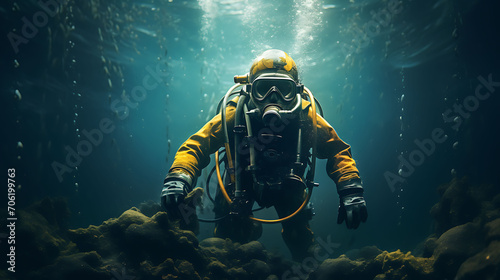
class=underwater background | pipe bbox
[1,0,500,279]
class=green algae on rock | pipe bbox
[13,177,500,280]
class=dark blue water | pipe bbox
[2,0,499,261]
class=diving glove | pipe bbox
[336,179,368,229]
[161,170,193,219]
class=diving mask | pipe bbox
[248,73,303,126]
[252,76,299,102]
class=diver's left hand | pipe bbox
[337,193,368,229]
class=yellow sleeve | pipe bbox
[310,108,361,185]
[169,105,236,178]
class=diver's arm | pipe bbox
[312,110,367,229]
[313,112,360,185]
[167,104,236,180]
[161,104,235,215]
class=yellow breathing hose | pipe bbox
[215,150,233,204]
[250,189,311,223]
[215,86,318,224]
[216,150,312,224]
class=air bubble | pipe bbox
[14,89,22,100]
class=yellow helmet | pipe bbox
[249,49,299,83]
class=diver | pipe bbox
[161,49,368,261]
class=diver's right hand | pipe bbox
[161,179,189,219]
[161,170,194,219]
